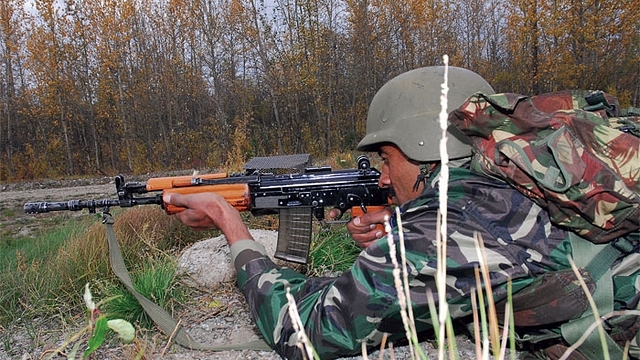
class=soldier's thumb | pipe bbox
[163,192,183,206]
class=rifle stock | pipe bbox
[24,155,390,263]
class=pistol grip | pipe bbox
[351,205,387,235]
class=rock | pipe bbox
[177,229,278,288]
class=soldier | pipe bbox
[162,67,590,359]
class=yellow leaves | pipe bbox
[499,0,639,93]
[1,0,637,181]
[225,113,252,172]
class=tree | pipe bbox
[28,0,79,175]
[3,0,637,180]
[0,0,25,178]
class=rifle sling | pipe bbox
[101,212,272,352]
[560,232,631,359]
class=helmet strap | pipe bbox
[412,164,431,192]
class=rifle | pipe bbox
[24,154,390,263]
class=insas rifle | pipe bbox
[24,155,390,263]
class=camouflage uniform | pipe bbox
[226,68,639,359]
[447,90,640,359]
[230,162,572,359]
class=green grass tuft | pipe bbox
[99,258,187,328]
[0,216,91,323]
[306,225,361,276]
[0,207,208,327]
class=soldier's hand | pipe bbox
[163,192,252,246]
[329,207,392,248]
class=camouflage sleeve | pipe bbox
[233,167,571,360]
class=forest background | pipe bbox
[0,0,638,180]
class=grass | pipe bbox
[0,215,91,323]
[307,225,362,276]
[0,207,215,327]
[98,257,188,328]
[1,208,17,217]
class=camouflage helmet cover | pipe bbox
[357,66,495,162]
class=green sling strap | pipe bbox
[101,212,272,352]
[560,233,636,359]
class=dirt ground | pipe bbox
[0,176,511,360]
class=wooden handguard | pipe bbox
[147,174,251,215]
[351,205,389,235]
[161,184,251,214]
[146,173,229,190]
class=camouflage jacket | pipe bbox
[449,91,640,243]
[229,163,573,359]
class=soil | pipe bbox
[0,176,511,360]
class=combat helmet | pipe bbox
[357,66,494,162]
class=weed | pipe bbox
[1,209,16,217]
[100,258,186,328]
[306,226,361,276]
[0,217,89,323]
[41,283,136,360]
[0,207,207,327]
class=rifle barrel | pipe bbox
[24,199,121,213]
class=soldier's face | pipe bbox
[377,144,423,205]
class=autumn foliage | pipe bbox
[0,0,637,180]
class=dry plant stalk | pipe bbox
[386,214,417,360]
[471,232,516,360]
[470,280,484,357]
[285,286,316,360]
[378,333,389,360]
[436,57,451,360]
[474,232,501,356]
[397,214,419,335]
[561,257,611,360]
[499,301,511,359]
[474,266,491,360]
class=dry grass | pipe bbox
[0,206,217,325]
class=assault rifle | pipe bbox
[24,154,389,263]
